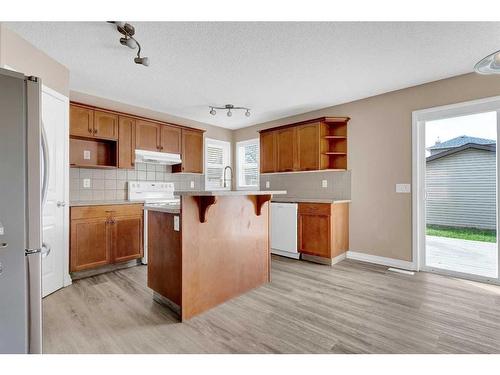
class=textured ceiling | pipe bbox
[6,22,500,129]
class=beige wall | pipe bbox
[0,24,70,96]
[70,91,233,142]
[234,73,500,262]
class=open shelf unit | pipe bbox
[320,118,348,170]
[70,137,118,169]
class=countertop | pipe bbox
[174,190,287,196]
[271,197,351,204]
[69,200,144,207]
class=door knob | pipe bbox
[56,201,66,207]
[41,242,51,258]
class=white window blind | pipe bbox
[205,138,231,190]
[236,139,259,190]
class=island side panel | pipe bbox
[147,210,182,306]
[181,195,270,321]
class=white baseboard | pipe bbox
[346,250,416,271]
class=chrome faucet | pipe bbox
[223,165,233,189]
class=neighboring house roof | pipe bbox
[426,143,496,162]
[428,135,495,151]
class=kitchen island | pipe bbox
[147,190,286,321]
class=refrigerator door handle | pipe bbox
[25,252,42,354]
[41,123,50,207]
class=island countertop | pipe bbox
[174,190,287,196]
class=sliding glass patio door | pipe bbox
[413,97,500,284]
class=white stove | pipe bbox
[128,181,179,208]
[128,181,180,264]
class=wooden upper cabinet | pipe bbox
[260,131,277,173]
[259,117,349,173]
[135,120,160,152]
[70,104,94,137]
[118,116,136,169]
[277,127,297,172]
[112,215,143,263]
[160,125,181,154]
[180,129,203,173]
[93,110,118,140]
[296,122,320,171]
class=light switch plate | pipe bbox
[0,222,4,236]
[83,150,91,160]
[83,178,91,189]
[396,183,411,193]
[322,180,328,188]
[265,181,270,188]
[174,216,180,231]
[190,181,195,188]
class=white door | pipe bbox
[41,86,69,297]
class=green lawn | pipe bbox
[426,225,497,243]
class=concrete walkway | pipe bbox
[426,235,498,278]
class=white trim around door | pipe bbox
[412,95,500,285]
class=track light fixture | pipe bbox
[209,104,251,118]
[108,21,150,67]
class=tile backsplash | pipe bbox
[70,163,204,202]
[260,170,351,200]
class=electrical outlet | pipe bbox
[83,178,91,189]
[83,150,91,160]
[265,181,270,188]
[396,183,411,193]
[190,181,195,188]
[322,180,328,188]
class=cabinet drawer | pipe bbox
[298,203,331,216]
[71,204,144,220]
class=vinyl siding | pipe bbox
[426,148,496,230]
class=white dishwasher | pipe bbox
[270,202,300,259]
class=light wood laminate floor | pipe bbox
[43,256,500,353]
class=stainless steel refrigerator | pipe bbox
[0,67,47,353]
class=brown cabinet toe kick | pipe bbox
[298,202,349,265]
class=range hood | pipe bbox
[135,149,182,165]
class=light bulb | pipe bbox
[120,37,137,49]
[134,56,150,66]
[227,110,232,117]
[245,110,251,117]
[210,108,216,116]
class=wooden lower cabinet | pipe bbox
[70,204,143,272]
[298,202,349,263]
[70,217,111,272]
[112,215,143,263]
